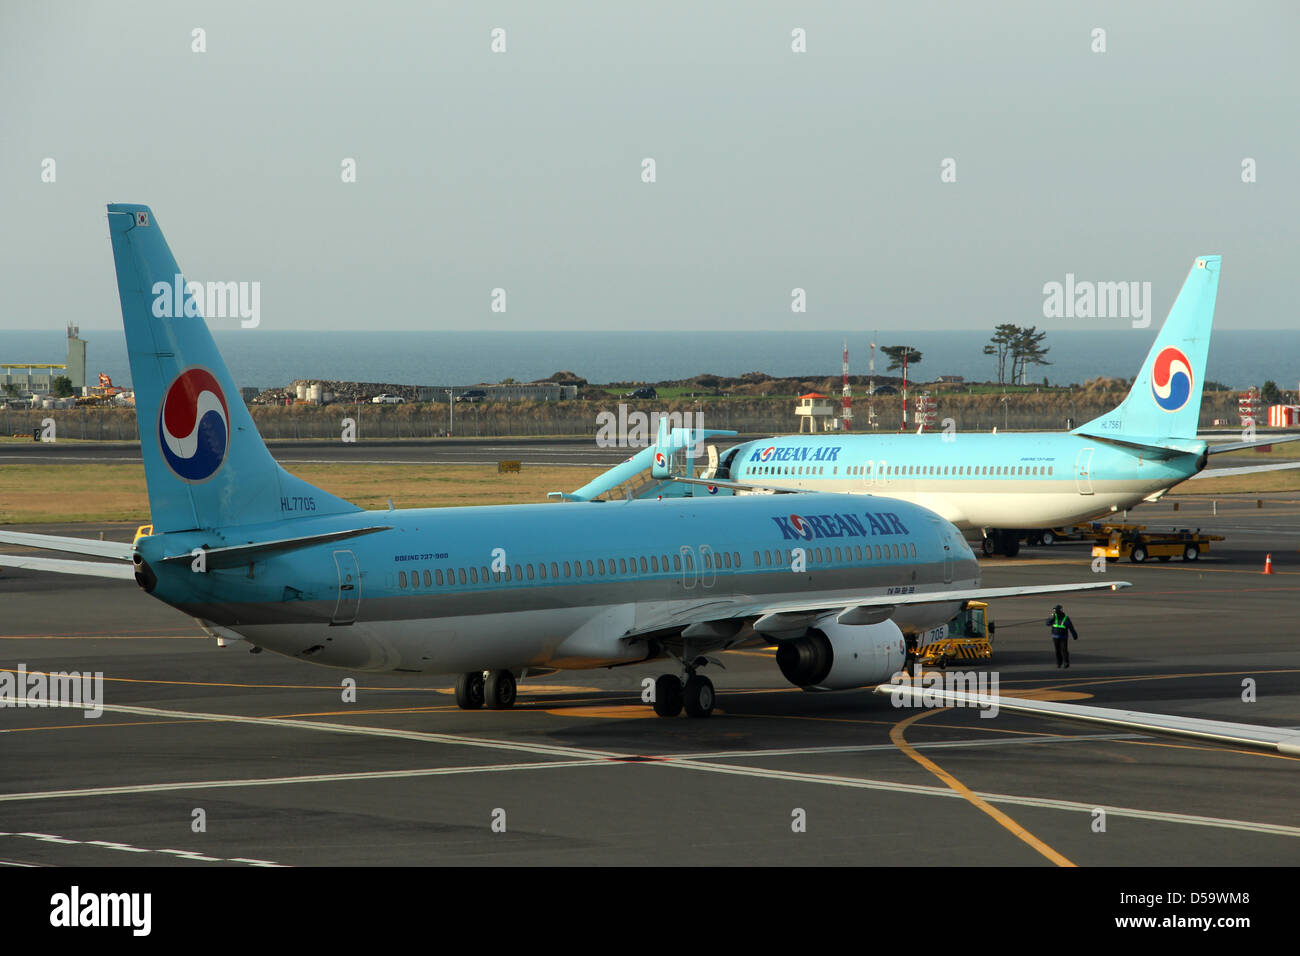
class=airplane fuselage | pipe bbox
[725,432,1206,530]
[134,493,978,674]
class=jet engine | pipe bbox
[775,616,906,691]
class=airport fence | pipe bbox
[0,392,1246,443]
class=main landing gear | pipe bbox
[980,530,1020,558]
[652,657,715,718]
[455,670,517,710]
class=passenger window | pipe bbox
[651,556,659,572]
[586,560,594,576]
[526,564,535,580]
[469,567,479,584]
[835,547,842,561]
[619,558,627,574]
[597,559,606,574]
[574,561,582,578]
[481,566,490,582]
[458,568,467,585]
[855,545,863,560]
[673,555,682,571]
[435,569,444,585]
[551,562,559,578]
[704,553,712,569]
[640,556,648,573]
[423,570,432,587]
[733,551,741,567]
[563,561,571,577]
[399,571,407,588]
[754,550,762,566]
[539,563,547,579]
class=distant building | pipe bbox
[934,375,964,384]
[795,392,839,433]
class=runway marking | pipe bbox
[4,697,624,760]
[0,668,454,692]
[1116,738,1300,763]
[0,635,207,640]
[663,732,1147,760]
[0,832,285,866]
[888,709,1077,867]
[0,760,608,803]
[8,698,1299,843]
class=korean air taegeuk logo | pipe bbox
[1150,346,1193,412]
[158,367,230,482]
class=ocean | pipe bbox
[3,329,1296,393]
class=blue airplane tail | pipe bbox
[1074,255,1220,443]
[106,204,360,533]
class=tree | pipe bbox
[881,346,921,373]
[1010,326,1051,385]
[983,324,1020,385]
[1261,380,1282,406]
[51,375,75,398]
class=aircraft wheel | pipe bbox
[484,670,517,709]
[455,671,485,710]
[1000,534,1020,558]
[981,536,997,557]
[1184,545,1199,561]
[683,675,715,718]
[1041,530,1056,546]
[652,674,683,717]
[1131,545,1148,563]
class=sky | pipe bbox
[1,1,1296,334]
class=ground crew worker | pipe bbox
[1046,604,1078,668]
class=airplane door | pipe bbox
[698,545,717,589]
[332,550,360,625]
[679,545,697,590]
[1075,448,1095,495]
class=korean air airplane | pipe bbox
[0,204,1126,719]
[647,256,1298,556]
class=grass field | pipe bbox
[2,458,1296,523]
[0,464,609,524]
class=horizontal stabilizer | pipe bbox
[0,530,133,561]
[159,526,391,570]
[0,554,136,579]
[1206,434,1300,455]
[1188,461,1300,480]
[876,685,1300,755]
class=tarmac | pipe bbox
[1,484,1298,866]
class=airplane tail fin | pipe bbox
[1074,255,1220,442]
[106,204,360,533]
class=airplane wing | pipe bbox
[629,580,1129,641]
[876,684,1300,755]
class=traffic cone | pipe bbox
[1263,554,1274,575]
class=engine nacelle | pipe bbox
[775,617,906,691]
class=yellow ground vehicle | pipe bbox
[908,601,994,669]
[132,524,153,545]
[1090,525,1224,563]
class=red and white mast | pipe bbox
[841,338,852,431]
